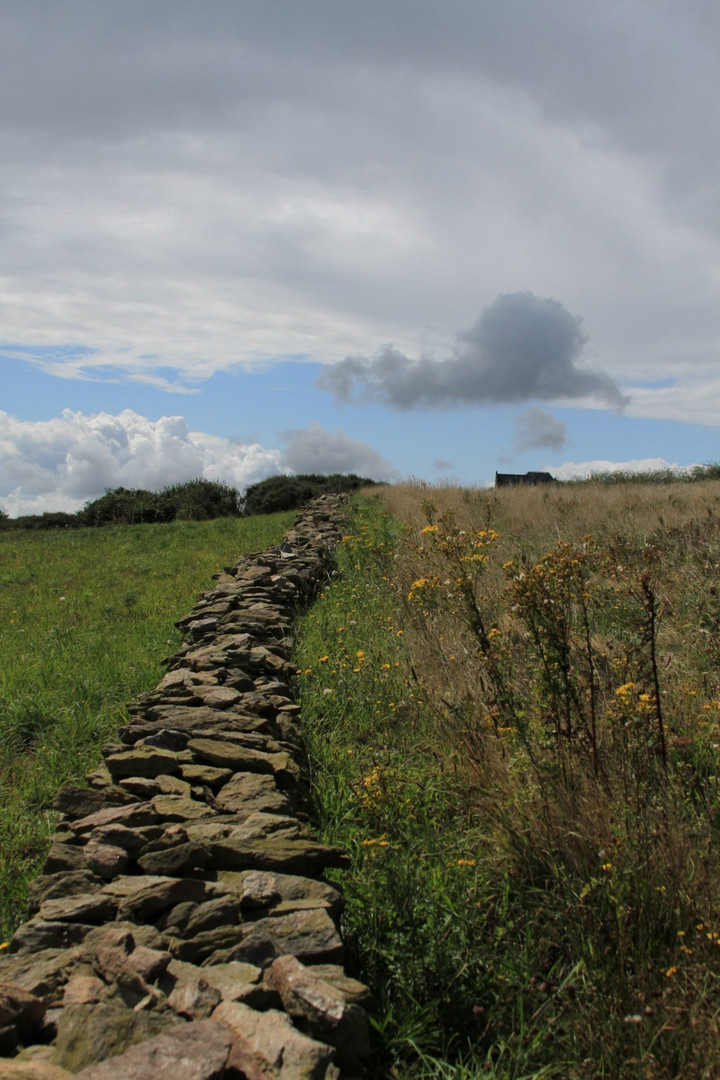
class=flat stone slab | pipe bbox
[135,706,266,730]
[159,894,241,938]
[170,924,246,965]
[83,840,128,879]
[206,835,349,876]
[186,738,276,773]
[137,839,211,876]
[214,772,292,817]
[120,714,273,742]
[0,948,85,1005]
[101,875,227,922]
[217,870,343,917]
[82,920,169,955]
[9,922,93,956]
[118,777,162,799]
[87,823,146,857]
[161,960,274,1012]
[307,965,372,1007]
[27,871,101,915]
[68,803,159,837]
[211,909,343,969]
[193,686,244,709]
[150,794,215,822]
[239,908,344,967]
[212,1001,335,1080]
[227,812,309,843]
[104,748,181,779]
[42,844,87,875]
[0,1063,72,1079]
[165,973,222,1019]
[37,892,118,925]
[51,786,131,818]
[154,774,193,797]
[50,1002,176,1073]
[0,981,47,1032]
[186,729,285,753]
[179,764,233,787]
[62,973,108,1005]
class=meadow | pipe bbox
[4,481,720,1078]
[0,511,296,938]
[296,479,720,1079]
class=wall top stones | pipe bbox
[0,495,370,1080]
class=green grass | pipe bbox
[295,490,720,1079]
[0,511,296,939]
[295,503,499,1076]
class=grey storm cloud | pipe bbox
[279,423,393,480]
[514,407,568,451]
[318,293,628,410]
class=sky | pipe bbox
[2,0,720,515]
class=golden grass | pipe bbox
[376,477,720,543]
[296,483,720,1076]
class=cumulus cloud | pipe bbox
[0,410,284,516]
[318,293,627,411]
[551,457,693,482]
[0,410,393,516]
[513,406,568,451]
[279,422,394,479]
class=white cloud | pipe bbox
[551,457,693,482]
[0,410,283,516]
[0,410,392,516]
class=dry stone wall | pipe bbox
[0,495,370,1080]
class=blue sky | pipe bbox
[2,1,720,515]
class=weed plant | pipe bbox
[297,481,720,1079]
[0,512,295,939]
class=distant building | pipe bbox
[495,471,555,488]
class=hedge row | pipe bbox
[0,474,377,529]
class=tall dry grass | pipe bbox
[379,477,720,542]
[299,481,720,1078]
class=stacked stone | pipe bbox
[0,495,371,1080]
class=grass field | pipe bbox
[0,511,296,938]
[296,480,720,1079]
[5,481,720,1078]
